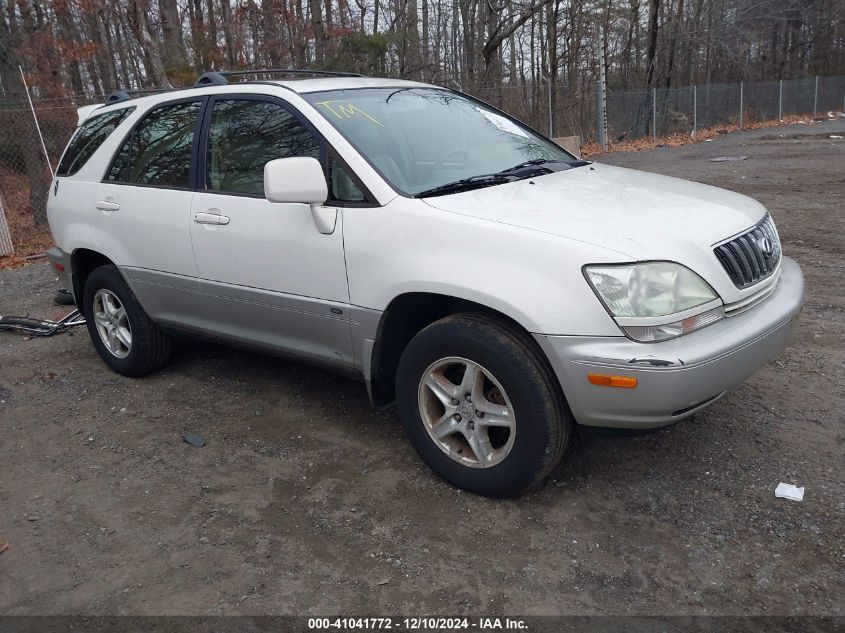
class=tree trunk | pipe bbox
[309,0,327,65]
[421,0,429,78]
[219,0,237,67]
[85,5,115,92]
[405,0,422,78]
[263,0,284,67]
[127,0,167,85]
[159,0,188,79]
[663,0,683,88]
[645,0,661,88]
[55,0,85,95]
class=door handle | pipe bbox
[95,200,120,211]
[194,211,230,225]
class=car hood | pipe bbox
[421,163,767,260]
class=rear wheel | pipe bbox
[82,265,170,377]
[396,313,570,497]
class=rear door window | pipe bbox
[56,106,135,177]
[107,100,202,188]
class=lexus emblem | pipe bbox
[758,236,774,258]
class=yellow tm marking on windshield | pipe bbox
[316,101,384,127]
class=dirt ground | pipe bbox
[1,120,843,617]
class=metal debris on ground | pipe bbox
[0,308,85,337]
[709,156,748,162]
[775,482,804,501]
[182,433,207,448]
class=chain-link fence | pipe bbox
[0,92,105,259]
[0,75,842,257]
[601,75,845,143]
[471,83,596,141]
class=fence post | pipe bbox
[19,66,54,177]
[779,79,783,119]
[652,87,657,142]
[595,28,608,151]
[692,85,697,138]
[595,81,608,151]
[739,81,744,128]
[541,74,553,137]
[813,75,818,118]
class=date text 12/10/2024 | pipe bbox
[307,617,528,630]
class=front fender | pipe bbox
[343,200,624,337]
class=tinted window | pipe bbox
[108,101,201,187]
[57,106,135,176]
[330,158,364,202]
[206,99,321,195]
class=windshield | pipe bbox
[304,88,579,197]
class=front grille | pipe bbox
[714,214,781,288]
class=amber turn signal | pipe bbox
[587,373,638,388]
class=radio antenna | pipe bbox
[19,65,54,178]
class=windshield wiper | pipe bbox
[499,158,565,173]
[413,157,592,198]
[413,174,514,198]
[499,158,591,175]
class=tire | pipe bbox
[395,313,571,497]
[82,265,170,377]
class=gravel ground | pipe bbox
[1,120,843,616]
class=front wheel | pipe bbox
[395,314,571,497]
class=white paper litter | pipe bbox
[775,482,804,501]
[830,135,843,139]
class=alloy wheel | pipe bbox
[417,356,516,468]
[93,289,132,358]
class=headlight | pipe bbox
[584,262,723,342]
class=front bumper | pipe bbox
[535,257,804,429]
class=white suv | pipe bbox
[47,71,804,497]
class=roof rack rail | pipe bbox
[194,68,365,87]
[194,71,228,87]
[101,87,176,106]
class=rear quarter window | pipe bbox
[56,106,135,177]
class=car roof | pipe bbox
[80,76,446,124]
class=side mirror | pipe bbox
[264,156,337,235]
[264,157,328,205]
